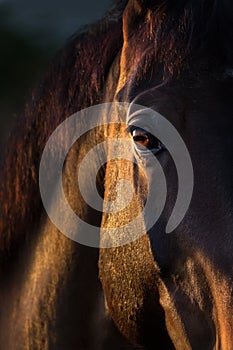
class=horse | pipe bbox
[1,0,233,349]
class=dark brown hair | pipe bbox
[0,2,125,261]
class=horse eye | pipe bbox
[129,127,163,153]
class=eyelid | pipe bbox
[126,107,152,125]
[126,125,154,137]
[126,110,158,136]
[125,125,137,134]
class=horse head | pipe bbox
[1,1,233,349]
[99,1,233,349]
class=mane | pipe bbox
[0,1,126,262]
[1,0,232,262]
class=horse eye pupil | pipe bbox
[132,128,160,150]
[133,134,149,146]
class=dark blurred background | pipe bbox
[0,0,112,145]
